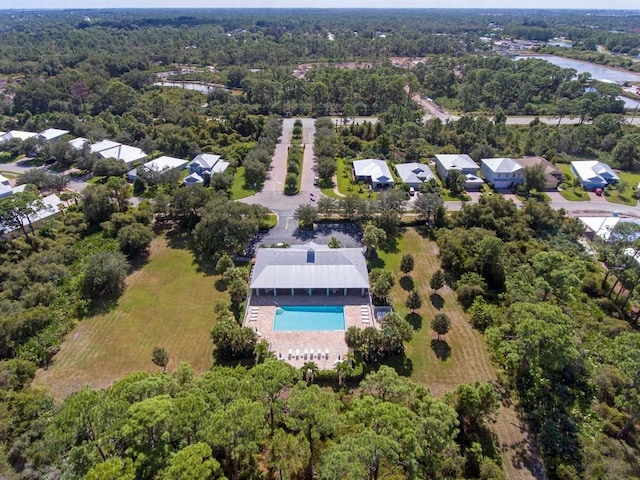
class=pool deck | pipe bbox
[245,295,375,369]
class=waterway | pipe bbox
[514,55,640,84]
[153,81,218,93]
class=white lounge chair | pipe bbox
[325,348,329,359]
[296,349,300,359]
[288,349,292,359]
[303,349,308,359]
[317,349,322,359]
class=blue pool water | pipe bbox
[273,306,345,331]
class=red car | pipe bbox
[594,188,603,196]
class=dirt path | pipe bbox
[492,404,547,480]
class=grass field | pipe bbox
[34,235,225,400]
[230,166,259,200]
[378,228,540,479]
[377,228,496,394]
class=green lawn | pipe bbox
[261,212,278,229]
[230,166,259,200]
[605,171,640,206]
[556,163,590,201]
[336,158,378,200]
[0,152,16,164]
[376,229,496,395]
[87,175,105,185]
[516,191,551,203]
[320,182,343,199]
[34,235,227,400]
[0,170,16,179]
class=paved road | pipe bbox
[2,159,90,193]
[242,117,333,245]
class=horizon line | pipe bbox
[1,7,640,11]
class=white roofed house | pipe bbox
[434,154,479,179]
[0,193,62,240]
[434,154,483,190]
[480,157,525,189]
[68,137,89,150]
[127,156,188,183]
[185,153,230,185]
[352,159,394,189]
[90,139,122,153]
[394,162,435,189]
[571,161,619,191]
[0,130,38,143]
[0,174,12,199]
[38,128,70,142]
[98,144,147,167]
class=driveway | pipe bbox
[242,118,364,245]
[1,158,90,193]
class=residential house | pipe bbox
[0,130,38,143]
[98,144,147,167]
[515,156,563,190]
[434,154,484,191]
[571,161,619,190]
[0,194,62,239]
[128,156,188,182]
[68,137,89,150]
[480,157,525,189]
[186,153,230,184]
[183,172,204,187]
[90,139,122,153]
[0,174,12,198]
[578,216,640,241]
[352,159,394,189]
[434,154,479,179]
[38,128,69,142]
[394,162,435,189]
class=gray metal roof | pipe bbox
[250,242,369,290]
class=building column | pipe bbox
[291,288,294,296]
[344,288,347,296]
[326,288,329,296]
[308,288,312,296]
[274,289,277,297]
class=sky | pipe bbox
[4,1,640,10]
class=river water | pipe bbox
[514,55,640,83]
[153,81,217,93]
[515,55,640,110]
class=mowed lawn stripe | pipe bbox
[380,228,496,395]
[34,236,222,400]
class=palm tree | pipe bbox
[301,361,319,384]
[335,360,354,386]
[253,339,273,365]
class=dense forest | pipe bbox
[1,7,640,480]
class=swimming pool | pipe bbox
[272,306,345,331]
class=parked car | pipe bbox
[313,176,319,186]
[595,188,603,196]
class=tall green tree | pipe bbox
[204,398,268,480]
[431,313,451,340]
[399,254,415,277]
[286,383,341,479]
